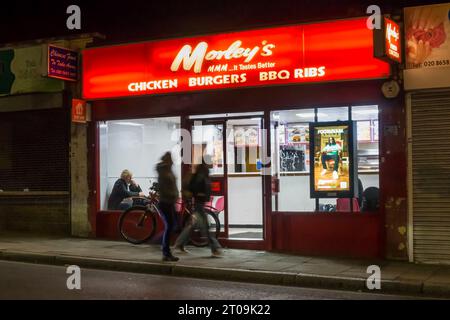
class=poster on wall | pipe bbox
[357,121,371,141]
[234,127,246,147]
[405,3,450,70]
[280,145,305,172]
[278,125,286,145]
[309,121,357,198]
[234,126,259,146]
[373,120,379,141]
[287,125,309,143]
[246,127,259,146]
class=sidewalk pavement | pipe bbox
[0,233,450,298]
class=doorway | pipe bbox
[188,113,265,241]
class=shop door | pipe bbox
[190,116,265,241]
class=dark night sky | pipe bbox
[0,0,445,45]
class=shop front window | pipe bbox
[99,117,181,211]
[271,105,379,213]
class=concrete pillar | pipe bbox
[70,123,91,237]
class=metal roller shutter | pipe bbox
[0,108,70,192]
[410,89,450,264]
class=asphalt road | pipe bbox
[0,260,421,300]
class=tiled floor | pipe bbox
[228,228,263,239]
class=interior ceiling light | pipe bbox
[296,113,327,118]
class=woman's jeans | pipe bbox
[158,201,176,257]
[321,154,339,171]
[175,201,220,252]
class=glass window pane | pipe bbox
[352,105,380,212]
[271,105,379,213]
[318,106,349,122]
[352,105,380,174]
[99,117,181,210]
[192,123,224,176]
[226,118,262,174]
[270,109,315,212]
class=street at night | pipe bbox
[1,0,450,303]
[0,260,420,300]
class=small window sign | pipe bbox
[72,99,87,123]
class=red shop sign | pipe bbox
[82,17,390,99]
[374,16,402,63]
[210,181,222,194]
[72,99,87,123]
[384,18,401,63]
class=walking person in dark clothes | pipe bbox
[174,156,222,257]
[156,152,180,262]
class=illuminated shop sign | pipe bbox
[374,16,402,63]
[72,99,87,123]
[82,18,390,99]
[47,45,78,81]
[309,121,358,199]
[385,18,401,62]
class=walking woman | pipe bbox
[175,156,222,256]
[156,152,179,262]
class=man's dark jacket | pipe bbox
[189,167,211,203]
[107,179,142,210]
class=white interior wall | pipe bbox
[277,173,379,211]
[227,176,263,226]
[99,117,181,210]
[99,124,109,210]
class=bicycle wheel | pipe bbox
[118,205,157,244]
[189,210,221,247]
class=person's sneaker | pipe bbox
[321,169,327,176]
[174,245,189,253]
[211,249,222,257]
[332,170,339,180]
[162,255,179,262]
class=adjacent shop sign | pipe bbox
[374,16,402,63]
[309,121,358,199]
[0,46,64,96]
[82,17,390,99]
[47,45,78,81]
[403,3,450,90]
[72,99,87,123]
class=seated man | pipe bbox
[320,137,341,180]
[107,169,145,210]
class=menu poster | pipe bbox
[234,126,259,146]
[357,121,371,141]
[278,125,286,145]
[373,120,379,141]
[287,125,309,143]
[309,121,357,198]
[234,127,246,147]
[405,3,450,69]
[246,127,259,146]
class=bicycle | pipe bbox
[118,182,221,247]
